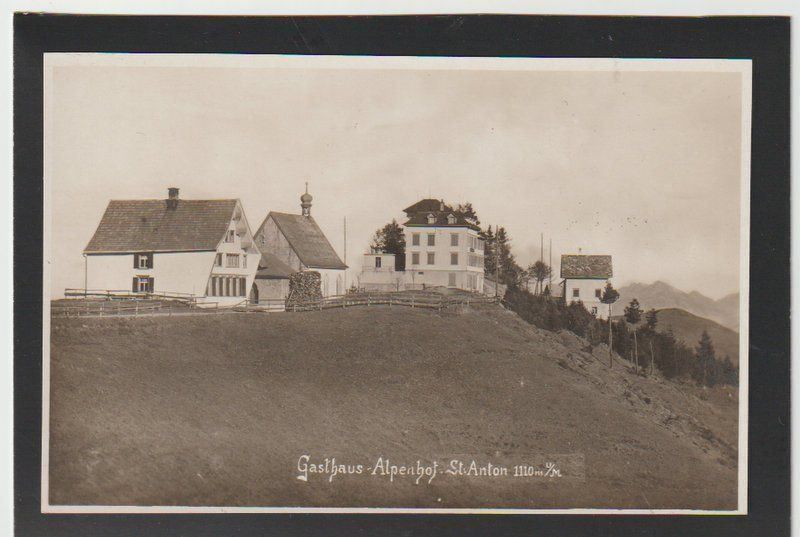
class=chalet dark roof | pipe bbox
[255,252,294,279]
[402,199,479,231]
[84,199,237,254]
[266,212,348,270]
[560,254,613,279]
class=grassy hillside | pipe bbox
[654,308,740,366]
[49,304,738,509]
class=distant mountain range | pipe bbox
[647,308,740,366]
[616,281,739,331]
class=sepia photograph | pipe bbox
[41,53,751,514]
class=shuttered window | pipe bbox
[132,276,153,293]
[133,252,153,269]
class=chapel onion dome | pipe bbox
[300,183,313,216]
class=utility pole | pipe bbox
[495,224,500,299]
[548,238,553,293]
[343,216,347,292]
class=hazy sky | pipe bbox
[46,56,746,299]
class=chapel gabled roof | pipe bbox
[84,199,238,254]
[260,212,348,270]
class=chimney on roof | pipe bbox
[167,187,179,209]
[300,182,313,217]
[439,199,445,211]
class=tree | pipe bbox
[370,219,406,271]
[495,226,524,286]
[645,308,658,331]
[528,261,552,296]
[623,299,642,371]
[623,298,642,324]
[456,202,480,226]
[482,225,496,277]
[695,330,717,386]
[600,282,620,367]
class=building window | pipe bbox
[133,276,153,293]
[215,253,222,267]
[225,229,235,243]
[427,233,435,246]
[451,253,459,265]
[451,233,459,247]
[375,257,382,268]
[133,252,153,269]
[591,306,598,316]
[427,252,435,265]
[412,253,420,265]
[427,214,436,224]
[448,273,457,287]
[226,254,240,268]
[447,214,456,224]
[243,255,247,269]
[412,233,420,246]
[595,288,602,298]
[573,288,580,298]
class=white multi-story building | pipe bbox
[401,199,485,292]
[82,187,261,305]
[560,254,613,319]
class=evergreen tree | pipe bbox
[600,283,620,367]
[624,298,642,324]
[370,219,406,271]
[456,202,480,226]
[481,225,496,277]
[695,330,717,386]
[495,226,523,286]
[645,308,658,331]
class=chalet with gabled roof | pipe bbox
[560,254,613,318]
[83,188,261,305]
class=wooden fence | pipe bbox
[64,288,198,303]
[243,291,500,313]
[51,300,224,317]
[54,291,499,317]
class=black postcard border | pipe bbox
[13,13,790,537]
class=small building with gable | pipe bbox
[560,254,613,318]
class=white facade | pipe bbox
[204,211,261,305]
[84,201,260,306]
[359,253,404,291]
[403,225,484,292]
[563,278,611,319]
